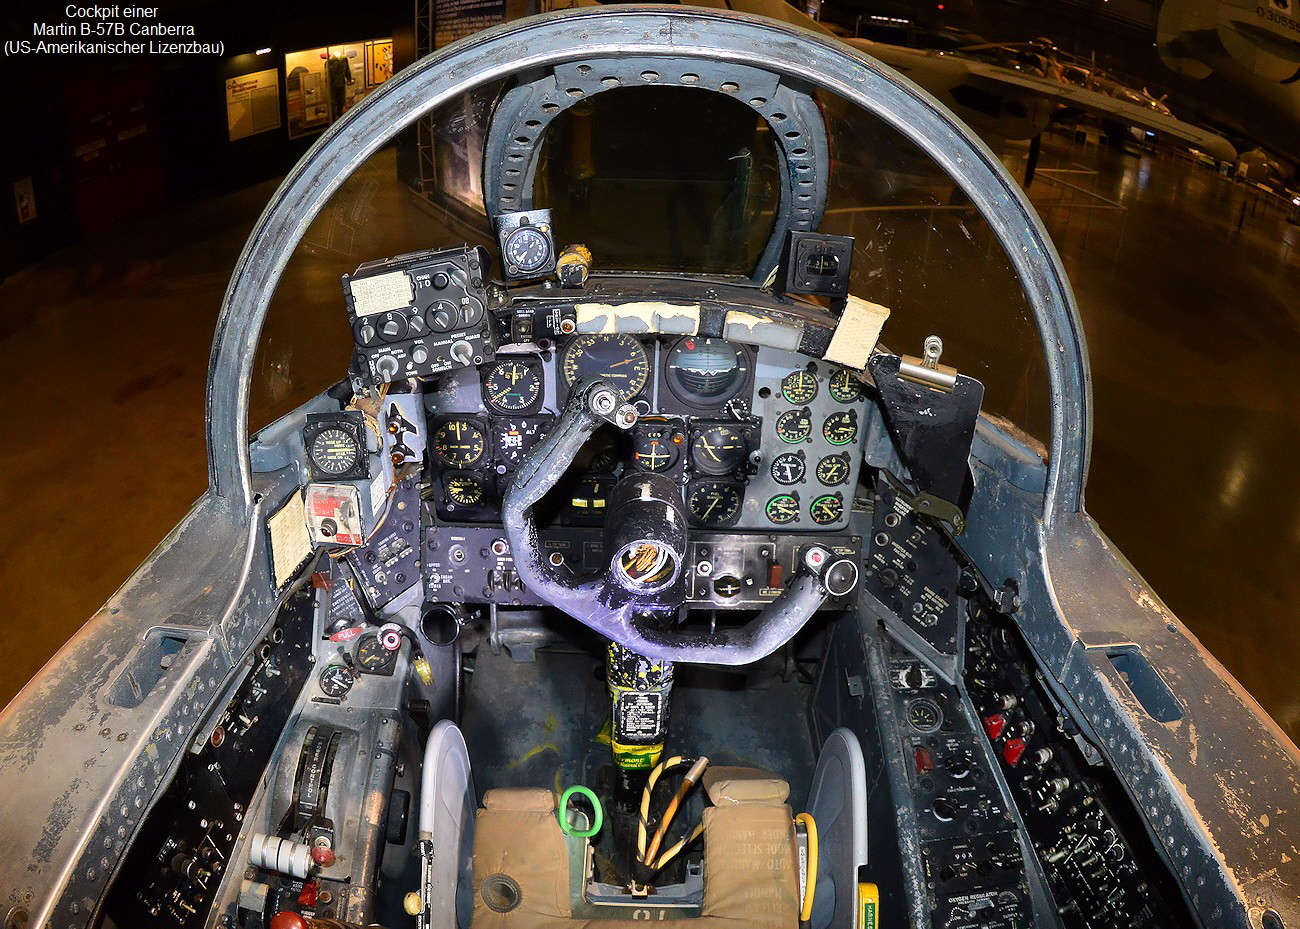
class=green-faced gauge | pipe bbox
[781,370,818,404]
[765,493,800,525]
[823,410,858,446]
[816,453,851,486]
[776,408,813,444]
[687,481,743,527]
[691,425,747,475]
[829,369,864,403]
[560,334,650,401]
[483,359,543,413]
[810,493,844,525]
[433,419,486,468]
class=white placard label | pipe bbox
[349,271,415,317]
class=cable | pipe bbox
[643,755,709,866]
[636,755,709,880]
[795,812,819,925]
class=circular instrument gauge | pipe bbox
[503,225,554,275]
[633,425,682,472]
[483,359,543,413]
[907,698,943,733]
[687,481,743,527]
[770,452,806,485]
[765,493,800,525]
[664,338,748,406]
[445,473,486,507]
[357,635,397,673]
[561,334,650,401]
[816,453,851,486]
[810,492,844,525]
[776,408,813,444]
[433,419,486,468]
[691,425,747,476]
[318,664,355,699]
[493,418,551,468]
[829,369,864,403]
[823,410,859,446]
[309,427,363,477]
[781,370,818,405]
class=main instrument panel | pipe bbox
[424,333,870,533]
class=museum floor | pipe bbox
[2,133,1299,750]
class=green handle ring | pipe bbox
[558,785,603,838]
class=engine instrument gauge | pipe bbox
[823,410,859,446]
[445,473,487,507]
[483,359,543,413]
[687,481,743,527]
[781,370,818,404]
[356,634,399,675]
[318,664,356,699]
[560,334,650,400]
[493,418,551,468]
[816,453,851,486]
[776,408,813,444]
[690,425,747,475]
[765,493,800,525]
[433,419,486,467]
[829,369,864,403]
[664,338,748,406]
[770,452,806,485]
[633,425,683,472]
[810,492,844,525]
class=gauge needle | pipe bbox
[704,495,721,517]
[608,359,635,368]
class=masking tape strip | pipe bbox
[825,295,890,369]
[723,310,802,351]
[575,301,701,335]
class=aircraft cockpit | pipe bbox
[1,8,1296,929]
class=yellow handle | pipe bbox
[794,813,819,923]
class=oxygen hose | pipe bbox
[636,755,710,873]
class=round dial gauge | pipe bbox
[433,419,486,468]
[687,481,743,527]
[781,370,818,404]
[309,427,362,476]
[765,493,800,525]
[691,425,747,476]
[445,473,486,507]
[776,408,813,444]
[633,426,682,472]
[816,453,851,486]
[907,698,943,733]
[770,452,806,485]
[504,226,553,274]
[829,369,864,403]
[823,410,859,446]
[357,635,397,672]
[318,664,356,698]
[810,492,844,525]
[561,334,650,401]
[494,418,550,468]
[664,338,747,406]
[483,360,543,413]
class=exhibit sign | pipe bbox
[226,68,281,142]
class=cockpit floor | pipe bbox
[460,643,817,807]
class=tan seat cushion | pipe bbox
[472,789,572,927]
[702,766,792,806]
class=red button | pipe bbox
[914,747,934,774]
[311,845,336,866]
[297,881,318,907]
[982,714,1006,739]
[1003,737,1027,766]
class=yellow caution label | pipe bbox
[858,882,878,929]
[611,741,664,770]
[413,656,434,686]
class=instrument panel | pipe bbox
[424,335,871,532]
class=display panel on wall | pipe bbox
[285,39,394,140]
[226,68,282,142]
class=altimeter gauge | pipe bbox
[483,359,543,413]
[432,418,486,468]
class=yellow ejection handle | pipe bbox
[794,812,819,925]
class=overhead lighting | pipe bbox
[256,47,272,55]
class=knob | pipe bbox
[713,575,742,597]
[375,356,400,381]
[903,665,924,689]
[932,797,957,822]
[432,272,450,289]
[944,753,971,778]
[412,346,429,365]
[357,323,378,345]
[450,340,474,366]
[427,304,456,331]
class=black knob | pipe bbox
[432,272,450,289]
[945,753,971,778]
[932,797,957,822]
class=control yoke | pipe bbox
[501,378,859,665]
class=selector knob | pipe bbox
[412,346,429,365]
[426,302,457,331]
[375,356,400,381]
[450,340,474,366]
[944,753,971,779]
[932,797,957,822]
